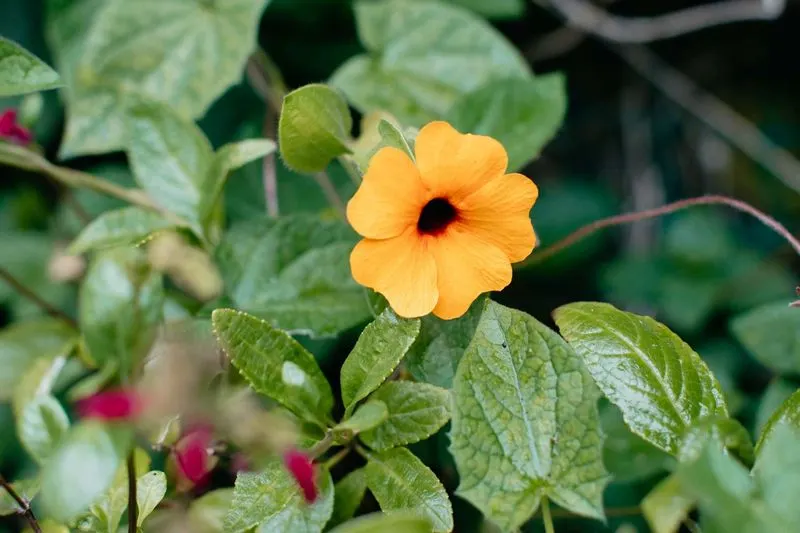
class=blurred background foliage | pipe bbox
[1,0,799,531]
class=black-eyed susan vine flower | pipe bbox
[347,121,539,320]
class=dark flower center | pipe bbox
[417,197,457,235]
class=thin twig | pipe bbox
[543,0,784,43]
[613,45,800,195]
[313,172,346,218]
[521,194,800,267]
[541,496,555,533]
[0,267,77,327]
[308,431,335,460]
[262,104,280,218]
[127,451,138,533]
[60,186,92,225]
[322,447,350,470]
[0,474,42,533]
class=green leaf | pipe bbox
[553,302,728,456]
[378,119,414,160]
[677,416,754,467]
[136,471,166,527]
[79,247,164,372]
[328,512,432,533]
[340,309,420,413]
[212,308,334,426]
[448,0,525,18]
[751,423,800,526]
[40,421,133,524]
[125,100,213,229]
[0,318,76,401]
[188,488,234,533]
[0,37,61,97]
[68,207,175,255]
[203,139,276,217]
[600,403,673,483]
[17,395,70,464]
[330,0,530,126]
[0,478,40,516]
[447,74,566,171]
[731,300,800,374]
[88,482,127,533]
[360,381,451,452]
[330,469,367,528]
[406,298,484,388]
[54,0,269,157]
[451,301,608,530]
[364,447,453,532]
[13,352,70,419]
[756,378,797,439]
[335,401,389,438]
[756,389,800,454]
[224,460,333,533]
[278,84,353,173]
[642,474,695,533]
[215,214,371,338]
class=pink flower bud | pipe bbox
[174,424,215,486]
[75,389,142,421]
[0,109,33,145]
[283,449,317,503]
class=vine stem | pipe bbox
[0,474,42,533]
[0,267,77,327]
[520,194,800,267]
[127,451,138,533]
[307,431,335,460]
[541,496,555,533]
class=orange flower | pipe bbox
[347,121,539,320]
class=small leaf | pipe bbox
[677,416,754,466]
[335,401,389,438]
[278,84,353,173]
[224,460,333,533]
[215,214,370,338]
[126,100,213,229]
[756,378,797,439]
[378,119,414,160]
[88,483,127,533]
[449,0,524,18]
[447,74,566,171]
[328,512,432,533]
[554,302,728,456]
[364,447,453,532]
[406,298,484,388]
[330,469,367,528]
[18,395,70,464]
[360,381,450,451]
[0,37,61,96]
[642,474,695,533]
[0,319,76,400]
[340,308,420,413]
[212,309,334,426]
[330,0,530,126]
[13,354,69,419]
[68,207,175,255]
[752,423,800,526]
[79,247,164,373]
[40,421,133,524]
[203,139,276,218]
[731,300,800,374]
[451,301,608,530]
[756,388,800,454]
[0,478,40,516]
[188,488,234,533]
[136,471,166,526]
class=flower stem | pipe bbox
[0,474,41,533]
[313,171,346,218]
[307,430,335,460]
[323,447,350,470]
[541,496,555,533]
[127,451,138,533]
[0,267,77,327]
[521,194,800,267]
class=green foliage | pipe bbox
[334,401,389,438]
[0,478,40,516]
[330,469,367,528]
[451,300,608,530]
[554,302,728,455]
[68,207,174,254]
[364,447,453,532]
[328,512,432,533]
[0,37,61,96]
[756,389,800,453]
[225,459,333,532]
[731,299,800,373]
[17,395,69,464]
[188,488,234,533]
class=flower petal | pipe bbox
[458,173,539,262]
[414,121,508,202]
[75,389,143,421]
[347,147,429,239]
[350,228,438,318]
[283,449,318,503]
[429,224,512,320]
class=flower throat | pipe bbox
[417,197,457,235]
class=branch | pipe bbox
[127,451,138,533]
[0,475,42,533]
[520,194,800,266]
[0,267,77,327]
[544,0,784,43]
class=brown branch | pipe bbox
[544,0,784,43]
[127,451,138,533]
[0,475,42,533]
[521,194,800,266]
[0,267,77,327]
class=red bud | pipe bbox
[75,389,142,421]
[283,449,317,503]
